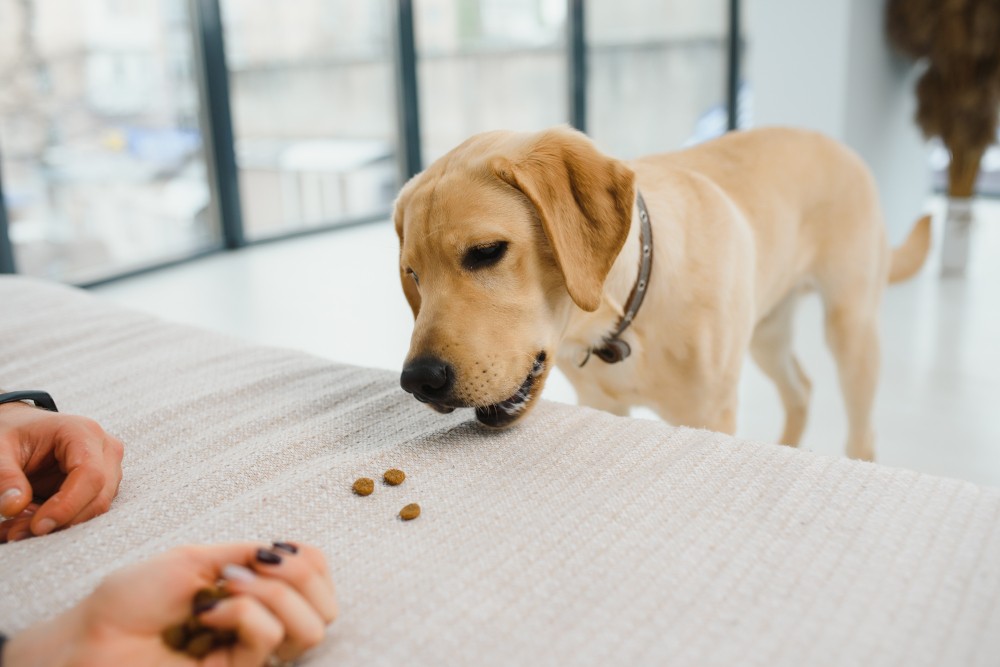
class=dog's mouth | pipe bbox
[475,351,547,428]
[413,394,457,414]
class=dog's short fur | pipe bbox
[394,126,930,460]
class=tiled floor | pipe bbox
[94,198,1000,487]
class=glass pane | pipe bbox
[416,0,568,164]
[587,0,728,157]
[220,0,398,239]
[0,0,218,283]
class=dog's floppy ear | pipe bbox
[491,127,635,312]
[393,187,421,319]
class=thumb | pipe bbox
[0,443,32,519]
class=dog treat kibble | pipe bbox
[162,623,187,651]
[353,477,375,496]
[185,631,217,659]
[399,503,421,520]
[383,468,406,486]
[183,616,204,635]
[193,586,230,610]
[162,586,237,658]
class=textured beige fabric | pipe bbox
[1,275,999,666]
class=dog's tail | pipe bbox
[889,214,932,284]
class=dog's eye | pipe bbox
[405,269,419,285]
[463,242,508,270]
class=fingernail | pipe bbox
[35,518,56,536]
[193,598,220,615]
[272,541,298,554]
[0,488,22,516]
[221,564,256,583]
[256,548,282,565]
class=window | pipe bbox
[0,0,742,284]
[220,0,399,239]
[415,0,568,163]
[0,0,217,283]
[587,0,729,157]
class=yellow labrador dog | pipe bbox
[394,126,930,460]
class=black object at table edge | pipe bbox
[0,391,58,412]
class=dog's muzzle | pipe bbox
[400,356,456,413]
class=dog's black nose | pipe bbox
[400,357,453,399]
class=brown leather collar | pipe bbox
[581,190,653,366]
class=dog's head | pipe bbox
[394,126,635,427]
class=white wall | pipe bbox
[746,0,851,139]
[746,0,929,242]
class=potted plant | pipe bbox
[886,0,1000,275]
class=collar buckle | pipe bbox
[594,338,631,364]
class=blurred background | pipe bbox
[0,0,745,283]
[1,0,997,485]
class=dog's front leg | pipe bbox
[562,370,631,417]
[576,390,630,417]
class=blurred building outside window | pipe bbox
[587,0,736,158]
[415,0,569,163]
[0,0,216,283]
[220,0,399,239]
[0,0,762,284]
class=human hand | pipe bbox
[0,401,124,541]
[3,541,338,667]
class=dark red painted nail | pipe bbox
[272,541,298,554]
[256,548,282,565]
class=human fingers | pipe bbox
[196,595,284,667]
[0,503,37,542]
[221,564,327,661]
[283,543,336,595]
[43,423,123,529]
[95,543,324,626]
[250,543,338,624]
[20,466,65,500]
[30,463,105,536]
[0,518,14,543]
[60,483,119,529]
[162,543,272,583]
[0,437,32,519]
[102,544,267,601]
[128,542,275,613]
[165,543,333,617]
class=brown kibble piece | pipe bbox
[353,477,375,496]
[162,624,187,650]
[214,630,238,646]
[183,616,204,635]
[193,586,229,610]
[185,631,217,659]
[400,503,420,520]
[383,468,406,486]
[162,586,235,656]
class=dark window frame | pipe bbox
[0,149,14,274]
